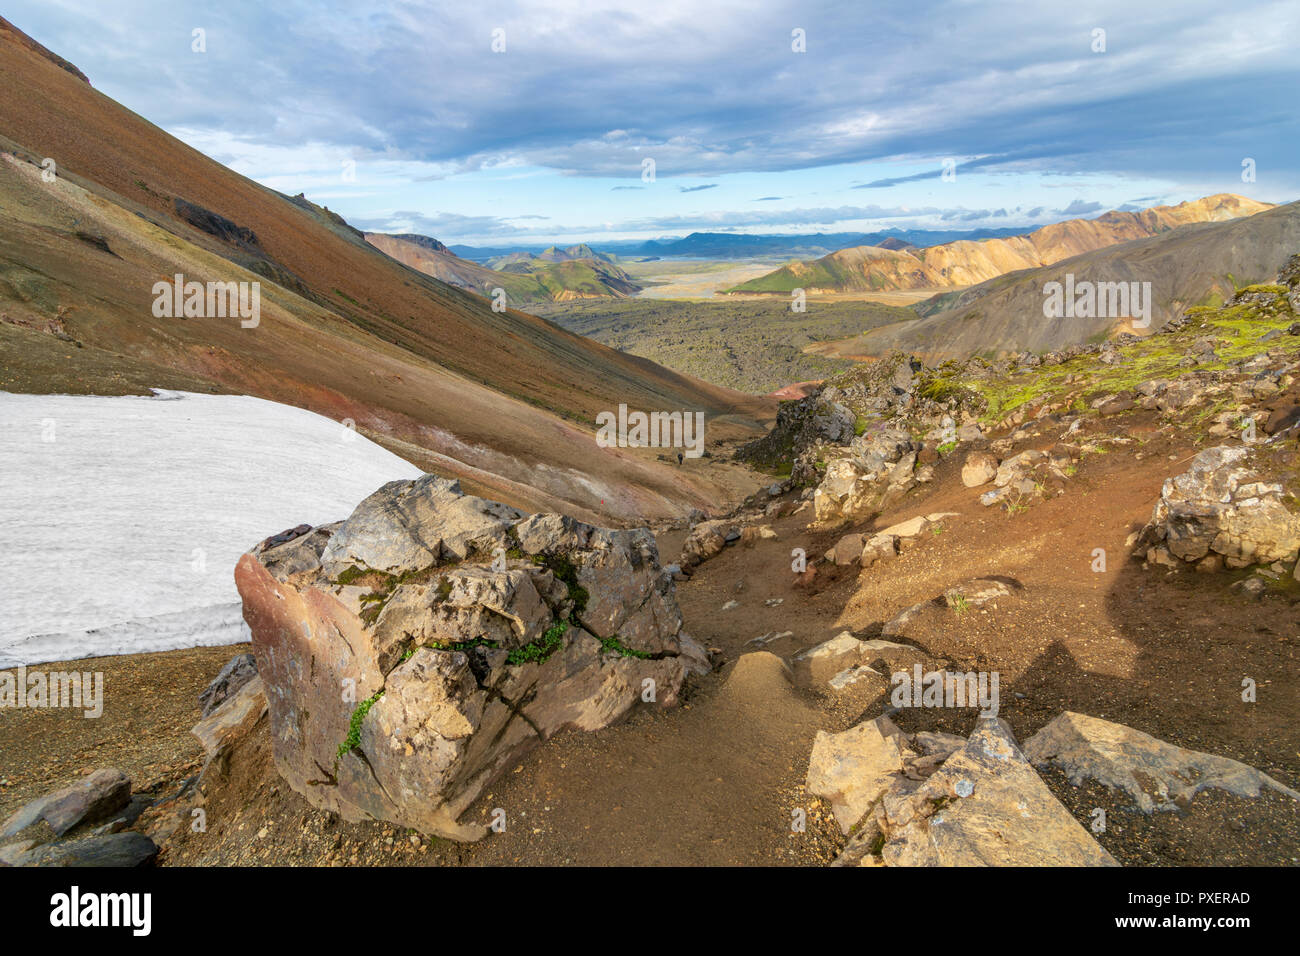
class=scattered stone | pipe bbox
[806,716,913,834]
[961,450,999,488]
[745,630,794,648]
[198,652,258,717]
[828,533,865,566]
[1023,712,1300,812]
[791,632,869,686]
[1234,576,1267,598]
[1,769,131,839]
[858,533,899,568]
[849,719,1118,867]
[677,633,712,678]
[827,664,884,692]
[881,600,934,638]
[681,519,739,568]
[813,459,879,523]
[18,831,158,868]
[192,676,268,775]
[878,515,930,538]
[944,577,1014,610]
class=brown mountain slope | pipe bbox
[362,232,549,304]
[0,17,770,522]
[809,200,1300,361]
[366,233,640,304]
[729,194,1273,295]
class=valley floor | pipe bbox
[3,411,1295,866]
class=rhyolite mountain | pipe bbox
[487,243,616,268]
[811,200,1300,360]
[365,233,638,304]
[0,16,768,524]
[728,195,1273,295]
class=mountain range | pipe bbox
[727,195,1273,295]
[450,228,1029,262]
[808,200,1300,360]
[363,233,639,304]
[487,243,615,268]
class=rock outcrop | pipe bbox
[1138,445,1300,569]
[1023,712,1300,812]
[830,718,1119,867]
[235,474,703,840]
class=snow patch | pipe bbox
[0,390,423,665]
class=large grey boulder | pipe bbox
[1140,445,1300,567]
[1023,712,1300,812]
[236,475,700,841]
[813,459,879,523]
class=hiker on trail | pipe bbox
[677,451,684,466]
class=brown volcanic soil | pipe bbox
[3,411,1296,866]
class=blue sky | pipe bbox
[9,0,1298,244]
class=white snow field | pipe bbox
[0,390,423,666]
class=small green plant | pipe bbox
[949,594,970,615]
[506,620,569,665]
[937,440,957,456]
[597,634,651,659]
[337,690,384,759]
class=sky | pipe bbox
[7,0,1298,245]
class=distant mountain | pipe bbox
[488,243,615,268]
[625,229,1028,259]
[876,236,917,252]
[821,200,1300,360]
[450,228,1028,263]
[365,233,640,303]
[496,255,642,300]
[364,232,545,303]
[727,195,1274,295]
